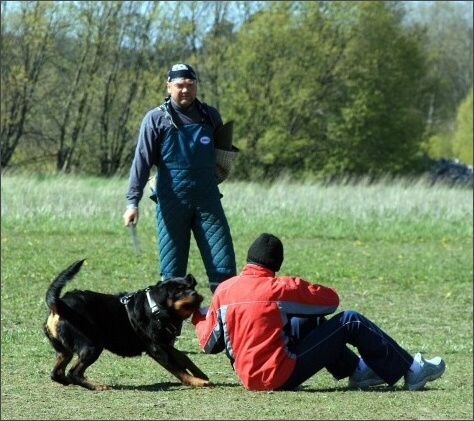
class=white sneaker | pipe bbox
[404,353,446,390]
[348,366,385,389]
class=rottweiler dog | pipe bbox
[43,259,210,390]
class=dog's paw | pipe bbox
[91,383,109,391]
[188,378,212,387]
[68,374,109,391]
[179,373,212,387]
[51,372,72,386]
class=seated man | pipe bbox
[192,233,445,391]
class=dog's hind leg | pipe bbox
[67,346,108,391]
[44,324,74,386]
[51,350,74,386]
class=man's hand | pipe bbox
[123,207,139,226]
[191,306,208,325]
[198,306,209,316]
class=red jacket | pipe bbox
[192,264,340,391]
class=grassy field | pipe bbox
[1,174,472,420]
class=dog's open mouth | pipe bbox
[174,294,204,319]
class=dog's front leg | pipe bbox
[148,347,211,387]
[167,346,209,381]
[170,366,211,387]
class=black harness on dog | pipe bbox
[120,287,162,314]
[120,287,149,306]
[120,288,182,341]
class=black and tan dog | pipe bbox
[43,259,210,390]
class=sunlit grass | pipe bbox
[1,174,472,420]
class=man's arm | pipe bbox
[277,276,340,317]
[191,306,225,354]
[125,111,162,207]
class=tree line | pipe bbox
[1,1,472,181]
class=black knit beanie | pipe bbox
[246,233,284,272]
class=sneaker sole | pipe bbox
[348,378,386,389]
[404,364,446,391]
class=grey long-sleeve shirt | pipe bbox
[125,98,223,208]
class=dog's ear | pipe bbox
[184,274,197,288]
[149,281,170,305]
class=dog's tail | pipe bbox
[45,259,86,312]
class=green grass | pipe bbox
[1,174,472,420]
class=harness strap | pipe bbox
[146,289,160,315]
[159,96,216,129]
[120,287,150,305]
[120,286,180,339]
[120,287,160,317]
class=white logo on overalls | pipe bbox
[200,136,211,145]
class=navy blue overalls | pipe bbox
[154,113,236,291]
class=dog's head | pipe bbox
[154,274,204,320]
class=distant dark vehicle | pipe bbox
[430,158,473,187]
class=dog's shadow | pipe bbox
[108,383,442,392]
[108,381,240,391]
[108,384,430,393]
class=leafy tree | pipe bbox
[221,1,353,180]
[1,0,471,180]
[194,1,236,110]
[452,88,473,165]
[412,1,473,137]
[424,133,454,159]
[0,1,61,171]
[222,1,428,180]
[88,1,162,176]
[324,1,427,177]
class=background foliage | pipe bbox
[1,1,472,180]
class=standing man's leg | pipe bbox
[193,199,236,293]
[157,199,192,280]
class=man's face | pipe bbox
[167,78,197,107]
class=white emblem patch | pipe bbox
[171,64,189,71]
[200,136,211,145]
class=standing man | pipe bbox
[123,63,237,292]
[192,233,446,391]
